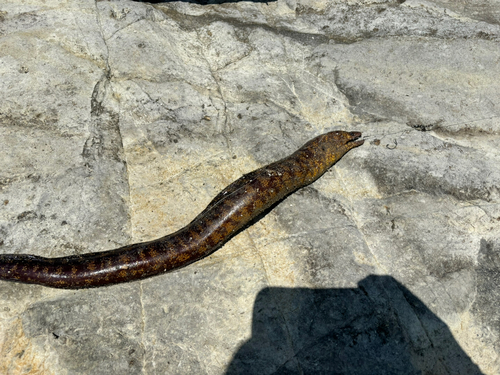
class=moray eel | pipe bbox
[0,131,363,288]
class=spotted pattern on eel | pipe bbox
[0,131,364,288]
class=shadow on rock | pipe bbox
[226,275,483,375]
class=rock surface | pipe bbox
[1,0,499,374]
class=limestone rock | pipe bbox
[0,0,499,374]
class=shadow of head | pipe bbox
[226,275,483,375]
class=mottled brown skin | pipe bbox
[0,131,364,289]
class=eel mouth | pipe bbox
[347,131,364,147]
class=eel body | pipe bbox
[0,131,363,288]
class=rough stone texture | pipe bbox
[0,0,499,374]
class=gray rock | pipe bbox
[0,0,499,374]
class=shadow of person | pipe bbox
[226,275,483,375]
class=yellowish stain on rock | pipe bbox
[249,216,306,288]
[0,319,53,375]
[353,250,377,267]
[318,166,382,200]
[126,144,258,244]
[451,311,500,375]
